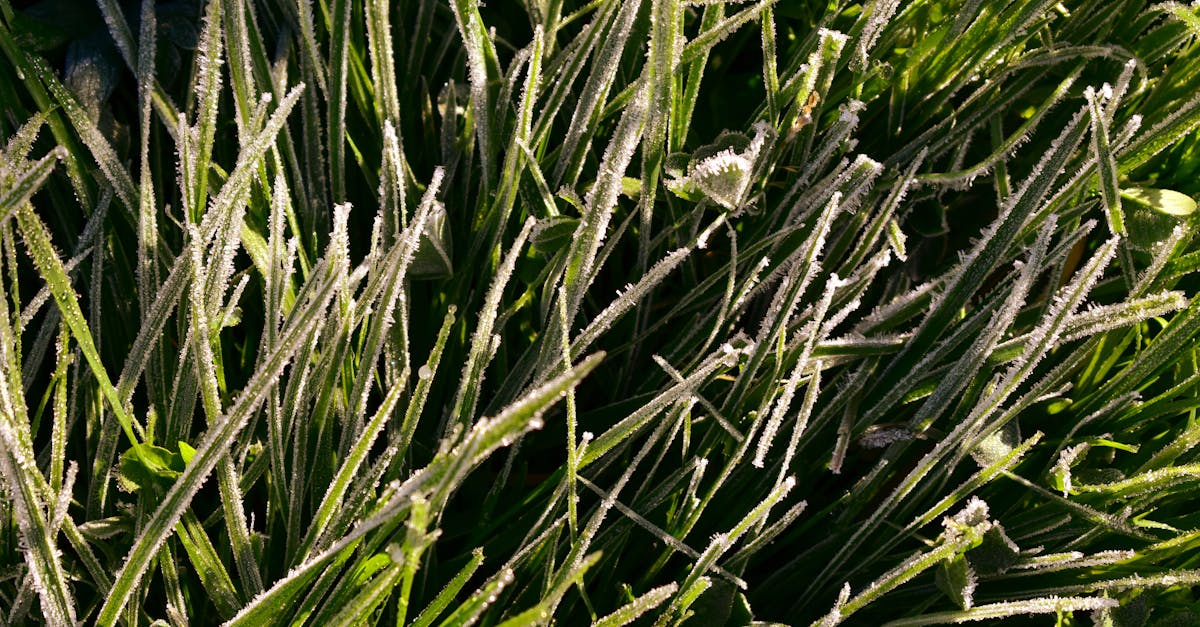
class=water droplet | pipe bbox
[418,365,433,380]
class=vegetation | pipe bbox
[3,0,1200,624]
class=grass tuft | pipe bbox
[3,0,1200,624]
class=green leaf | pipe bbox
[117,440,200,494]
[1122,187,1197,249]
[410,201,454,279]
[967,525,1021,576]
[531,216,580,255]
[1121,187,1198,217]
[935,553,975,610]
[177,440,196,464]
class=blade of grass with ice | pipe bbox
[15,205,143,451]
[0,147,63,222]
[880,596,1118,626]
[409,548,485,627]
[593,583,678,627]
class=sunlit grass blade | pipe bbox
[880,596,1118,626]
[1086,86,1125,236]
[15,205,142,449]
[187,0,224,222]
[450,217,536,431]
[679,0,778,67]
[409,548,485,627]
[0,354,76,627]
[817,498,996,626]
[448,0,501,187]
[593,583,678,627]
[298,377,407,560]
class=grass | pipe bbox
[2,0,1200,624]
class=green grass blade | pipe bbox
[450,217,536,431]
[1086,86,1125,236]
[0,147,62,220]
[592,583,678,627]
[187,0,225,222]
[880,596,1118,626]
[174,509,242,617]
[15,205,142,449]
[410,548,485,627]
[297,376,407,561]
[0,293,76,624]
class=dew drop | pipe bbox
[418,365,433,380]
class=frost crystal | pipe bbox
[667,122,774,210]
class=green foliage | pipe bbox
[2,0,1200,625]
